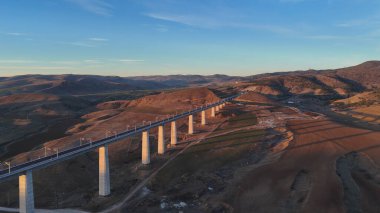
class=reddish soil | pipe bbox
[229,118,380,212]
[237,91,277,105]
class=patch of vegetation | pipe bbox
[150,111,261,190]
[211,111,258,136]
[150,128,265,190]
[333,98,377,110]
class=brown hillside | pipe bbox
[96,100,131,110]
[315,75,350,95]
[244,85,284,96]
[0,94,92,159]
[282,76,329,95]
[127,87,220,113]
[333,91,380,105]
[0,93,59,105]
[336,61,380,89]
[237,91,277,105]
[17,87,220,155]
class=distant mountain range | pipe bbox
[0,74,243,96]
[245,61,380,97]
[1,61,380,97]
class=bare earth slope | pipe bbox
[335,61,380,89]
[233,118,380,213]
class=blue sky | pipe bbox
[0,0,379,77]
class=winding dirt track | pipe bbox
[233,117,380,213]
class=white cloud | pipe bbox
[1,32,28,36]
[118,59,144,63]
[66,0,113,16]
[84,59,103,63]
[7,32,26,36]
[69,41,96,47]
[303,35,347,40]
[50,60,81,65]
[0,60,37,64]
[88,37,108,41]
[0,66,74,70]
[337,17,380,28]
[144,13,294,35]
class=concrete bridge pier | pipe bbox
[211,107,216,117]
[201,110,206,125]
[142,131,150,164]
[216,105,220,112]
[19,170,34,213]
[99,145,110,196]
[158,125,165,154]
[171,121,177,146]
[188,115,194,134]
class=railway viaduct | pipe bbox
[0,93,241,213]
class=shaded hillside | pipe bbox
[245,75,353,97]
[0,93,92,159]
[333,61,380,89]
[128,74,244,87]
[0,74,244,96]
[0,75,167,96]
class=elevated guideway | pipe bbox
[0,92,242,213]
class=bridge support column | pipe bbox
[201,110,206,125]
[171,121,177,145]
[99,145,110,196]
[19,170,34,213]
[211,107,215,117]
[219,104,223,109]
[216,105,220,112]
[142,131,150,164]
[158,125,165,154]
[188,115,194,134]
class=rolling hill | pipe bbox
[0,74,243,96]
[243,61,380,98]
[2,61,380,98]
